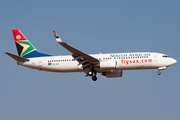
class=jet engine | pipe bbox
[102,71,123,78]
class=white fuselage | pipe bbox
[18,52,177,73]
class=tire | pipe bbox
[157,71,161,75]
[92,76,97,81]
[88,71,93,76]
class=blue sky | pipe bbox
[1,0,180,120]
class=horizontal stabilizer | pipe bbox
[5,52,29,62]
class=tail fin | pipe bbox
[12,29,51,58]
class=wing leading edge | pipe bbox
[53,31,99,69]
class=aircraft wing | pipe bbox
[53,31,99,68]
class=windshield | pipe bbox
[162,55,169,58]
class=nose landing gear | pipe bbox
[157,67,166,75]
[157,71,161,75]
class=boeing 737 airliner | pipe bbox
[5,29,177,81]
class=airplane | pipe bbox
[5,29,177,81]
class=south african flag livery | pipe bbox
[12,30,51,58]
[53,31,59,38]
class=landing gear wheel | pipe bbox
[92,76,97,81]
[157,71,161,75]
[87,71,93,76]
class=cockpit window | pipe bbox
[162,55,169,58]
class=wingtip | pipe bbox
[53,31,63,43]
[53,31,56,35]
[53,31,59,38]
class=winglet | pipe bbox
[53,31,63,43]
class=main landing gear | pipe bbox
[92,76,97,81]
[87,69,97,81]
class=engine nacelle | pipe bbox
[100,61,117,69]
[102,71,123,78]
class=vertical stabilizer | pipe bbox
[12,29,51,58]
[12,29,36,57]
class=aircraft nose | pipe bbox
[171,58,177,65]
